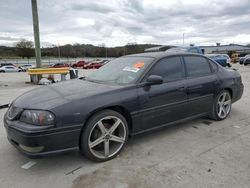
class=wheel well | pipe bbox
[78,106,133,149]
[224,88,233,98]
[84,106,133,133]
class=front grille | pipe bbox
[7,105,23,120]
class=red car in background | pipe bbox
[49,63,69,68]
[83,60,109,69]
[71,61,87,68]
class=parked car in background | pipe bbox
[145,46,203,54]
[244,57,250,66]
[49,63,69,68]
[83,60,108,69]
[19,64,35,72]
[72,61,87,68]
[206,54,231,67]
[4,52,243,162]
[0,63,16,67]
[166,46,203,54]
[243,55,250,66]
[239,55,250,65]
[83,62,103,69]
[0,65,21,73]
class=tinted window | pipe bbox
[184,56,212,77]
[149,57,184,82]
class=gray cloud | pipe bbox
[0,0,250,47]
[70,2,114,13]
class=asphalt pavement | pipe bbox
[0,65,250,188]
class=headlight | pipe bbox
[7,105,23,120]
[20,110,55,126]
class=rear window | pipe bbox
[184,56,212,77]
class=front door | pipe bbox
[136,56,188,131]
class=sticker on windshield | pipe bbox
[123,66,140,72]
[134,62,145,68]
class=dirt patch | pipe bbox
[71,162,176,188]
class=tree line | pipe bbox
[0,39,160,59]
[1,39,250,59]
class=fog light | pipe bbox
[19,144,44,153]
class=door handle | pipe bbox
[214,80,219,85]
[177,86,186,91]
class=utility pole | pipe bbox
[58,44,61,62]
[124,46,126,55]
[31,0,41,68]
[182,33,185,46]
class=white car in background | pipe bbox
[19,64,35,72]
[0,66,21,73]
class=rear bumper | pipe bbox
[4,117,82,158]
[232,83,244,103]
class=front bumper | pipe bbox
[4,117,82,158]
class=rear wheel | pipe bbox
[80,110,128,162]
[209,90,232,120]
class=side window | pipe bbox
[184,56,212,77]
[148,57,184,82]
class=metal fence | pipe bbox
[0,57,114,66]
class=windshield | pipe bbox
[86,56,154,85]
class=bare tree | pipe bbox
[16,39,35,59]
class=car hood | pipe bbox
[13,79,122,110]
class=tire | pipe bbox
[80,110,128,162]
[209,90,232,121]
[0,70,5,73]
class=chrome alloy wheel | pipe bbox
[216,92,231,119]
[88,116,127,159]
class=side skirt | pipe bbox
[130,112,208,136]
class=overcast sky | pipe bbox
[0,0,250,47]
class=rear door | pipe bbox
[183,55,218,116]
[137,56,188,131]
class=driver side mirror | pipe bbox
[146,75,163,85]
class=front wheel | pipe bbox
[80,110,128,162]
[209,90,232,121]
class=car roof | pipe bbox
[125,52,205,60]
